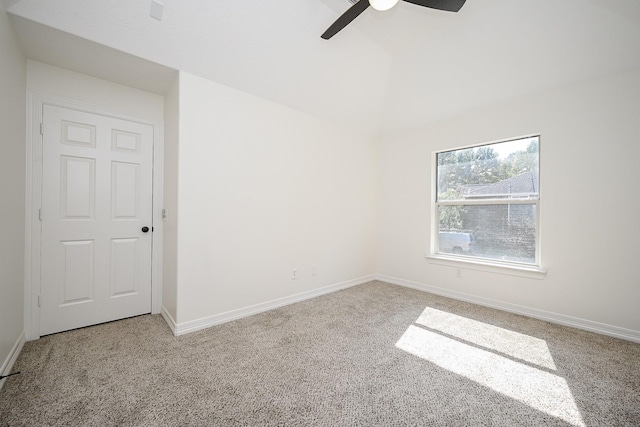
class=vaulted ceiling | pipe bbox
[5,0,640,137]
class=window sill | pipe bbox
[426,254,547,280]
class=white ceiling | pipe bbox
[5,0,640,137]
[8,15,178,94]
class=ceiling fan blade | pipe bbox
[321,0,371,40]
[402,0,466,12]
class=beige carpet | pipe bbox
[1,281,639,426]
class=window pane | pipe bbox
[437,136,539,201]
[438,204,536,264]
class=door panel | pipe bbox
[40,105,153,335]
[60,156,96,219]
[110,238,139,297]
[60,240,94,305]
[111,161,140,219]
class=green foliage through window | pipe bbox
[437,138,539,201]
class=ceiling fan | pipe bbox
[321,0,466,40]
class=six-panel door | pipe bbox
[40,105,154,335]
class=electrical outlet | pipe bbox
[456,268,462,278]
[311,265,317,276]
[291,269,298,280]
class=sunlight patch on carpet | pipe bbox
[396,324,585,427]
[415,307,557,370]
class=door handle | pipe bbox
[141,226,150,233]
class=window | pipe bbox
[433,135,540,267]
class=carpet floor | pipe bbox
[0,281,639,426]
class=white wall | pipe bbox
[0,4,26,381]
[27,61,164,123]
[377,69,640,336]
[174,72,378,325]
[11,36,639,348]
[162,74,179,322]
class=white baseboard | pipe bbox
[160,306,178,334]
[167,275,376,336]
[0,331,26,392]
[376,274,640,343]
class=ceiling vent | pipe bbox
[150,1,164,21]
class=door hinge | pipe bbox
[40,123,44,135]
[38,209,43,221]
[37,295,41,307]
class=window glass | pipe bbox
[437,137,539,201]
[438,204,536,263]
[434,136,540,266]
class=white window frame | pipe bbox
[427,135,546,279]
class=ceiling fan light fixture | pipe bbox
[369,0,399,12]
[322,0,465,40]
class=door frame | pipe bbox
[24,92,164,340]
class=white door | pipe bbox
[40,105,154,335]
